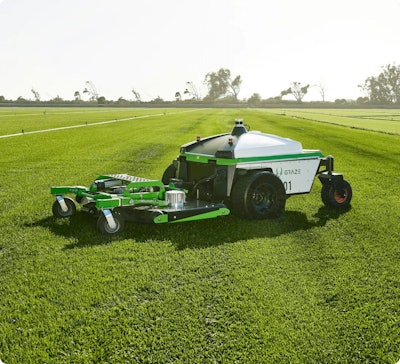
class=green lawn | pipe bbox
[0,107,182,136]
[267,108,400,134]
[0,108,399,363]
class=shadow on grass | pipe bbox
[32,205,351,250]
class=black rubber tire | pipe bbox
[52,197,76,218]
[162,163,177,184]
[321,179,352,209]
[96,211,125,234]
[231,172,286,219]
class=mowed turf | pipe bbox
[0,108,399,363]
[267,108,400,134]
[0,107,187,136]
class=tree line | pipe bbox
[1,64,399,105]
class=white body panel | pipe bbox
[234,131,302,158]
[237,158,321,194]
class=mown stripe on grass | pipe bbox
[0,109,197,139]
[266,109,400,135]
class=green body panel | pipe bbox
[51,186,88,195]
[168,207,230,223]
[153,207,230,224]
[96,197,168,209]
[180,150,325,165]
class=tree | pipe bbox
[16,96,28,103]
[184,81,201,100]
[204,68,242,101]
[83,81,99,101]
[97,96,106,104]
[117,97,128,104]
[31,88,40,101]
[229,74,242,100]
[151,96,164,103]
[359,63,400,104]
[175,91,182,101]
[356,96,369,104]
[281,82,310,102]
[50,95,63,103]
[316,82,327,102]
[247,93,262,104]
[132,88,141,102]
[74,91,81,101]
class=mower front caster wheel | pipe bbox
[97,212,125,234]
[321,179,352,209]
[52,197,76,218]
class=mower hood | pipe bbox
[180,119,303,159]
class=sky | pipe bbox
[1,0,400,102]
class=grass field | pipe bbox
[0,108,185,136]
[0,107,399,363]
[267,108,400,135]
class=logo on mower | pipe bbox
[275,167,301,176]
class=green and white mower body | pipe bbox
[164,119,352,219]
[51,119,352,234]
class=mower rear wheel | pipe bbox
[52,197,76,218]
[97,211,125,234]
[321,179,352,209]
[231,172,286,219]
[162,163,177,184]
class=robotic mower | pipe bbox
[51,119,352,234]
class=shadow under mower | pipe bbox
[50,119,352,234]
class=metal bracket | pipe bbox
[103,209,117,230]
[56,196,69,213]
